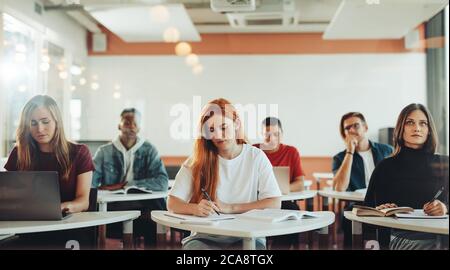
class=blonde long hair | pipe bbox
[188,98,247,203]
[16,95,72,181]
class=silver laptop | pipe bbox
[0,171,71,220]
[273,167,290,195]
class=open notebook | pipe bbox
[395,209,449,219]
[237,209,319,223]
[164,212,235,225]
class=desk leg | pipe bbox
[321,196,329,211]
[123,219,134,249]
[156,224,168,248]
[318,226,329,250]
[242,238,256,250]
[305,198,314,250]
[98,202,107,249]
[351,220,363,250]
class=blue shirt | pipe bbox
[92,141,169,191]
[332,140,393,191]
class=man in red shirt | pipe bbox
[254,117,306,249]
[254,117,305,202]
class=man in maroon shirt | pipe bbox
[254,117,306,249]
[254,117,305,198]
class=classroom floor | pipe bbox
[104,228,347,250]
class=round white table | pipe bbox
[152,210,335,250]
[0,211,141,249]
[318,190,365,203]
[97,191,169,212]
[281,190,317,202]
[344,211,449,249]
[96,191,168,246]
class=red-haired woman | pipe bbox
[168,98,281,250]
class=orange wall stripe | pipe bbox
[88,26,422,55]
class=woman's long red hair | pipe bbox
[188,98,247,203]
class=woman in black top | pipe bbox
[365,103,448,250]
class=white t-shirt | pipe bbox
[358,149,375,187]
[170,143,282,204]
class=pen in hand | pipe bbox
[429,186,445,204]
[201,188,220,216]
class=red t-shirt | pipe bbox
[254,143,305,183]
[4,143,94,202]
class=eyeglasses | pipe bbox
[344,122,361,132]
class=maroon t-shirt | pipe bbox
[4,143,94,202]
[254,143,305,183]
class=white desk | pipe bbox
[318,190,365,202]
[0,211,140,249]
[151,210,335,250]
[344,211,449,249]
[169,180,175,188]
[97,191,168,245]
[312,172,334,181]
[97,191,169,212]
[281,190,317,202]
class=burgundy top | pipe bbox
[4,143,94,202]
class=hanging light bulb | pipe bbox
[70,85,76,91]
[79,77,87,85]
[91,82,99,90]
[192,64,204,75]
[163,27,180,43]
[113,91,121,99]
[150,5,170,23]
[175,42,191,56]
[59,71,68,79]
[41,55,50,63]
[185,53,199,66]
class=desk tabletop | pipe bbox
[0,211,141,235]
[281,190,317,201]
[152,210,335,238]
[312,173,334,181]
[344,211,449,235]
[319,190,365,202]
[97,191,168,203]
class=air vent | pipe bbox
[211,0,256,13]
[226,0,298,28]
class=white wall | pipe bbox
[76,53,426,156]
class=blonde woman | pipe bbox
[168,98,281,250]
[3,95,94,248]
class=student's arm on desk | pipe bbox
[168,195,221,217]
[290,176,305,192]
[215,197,281,214]
[61,171,92,213]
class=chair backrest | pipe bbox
[88,188,98,212]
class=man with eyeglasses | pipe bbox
[333,112,393,248]
[333,112,393,192]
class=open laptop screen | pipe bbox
[0,171,64,220]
